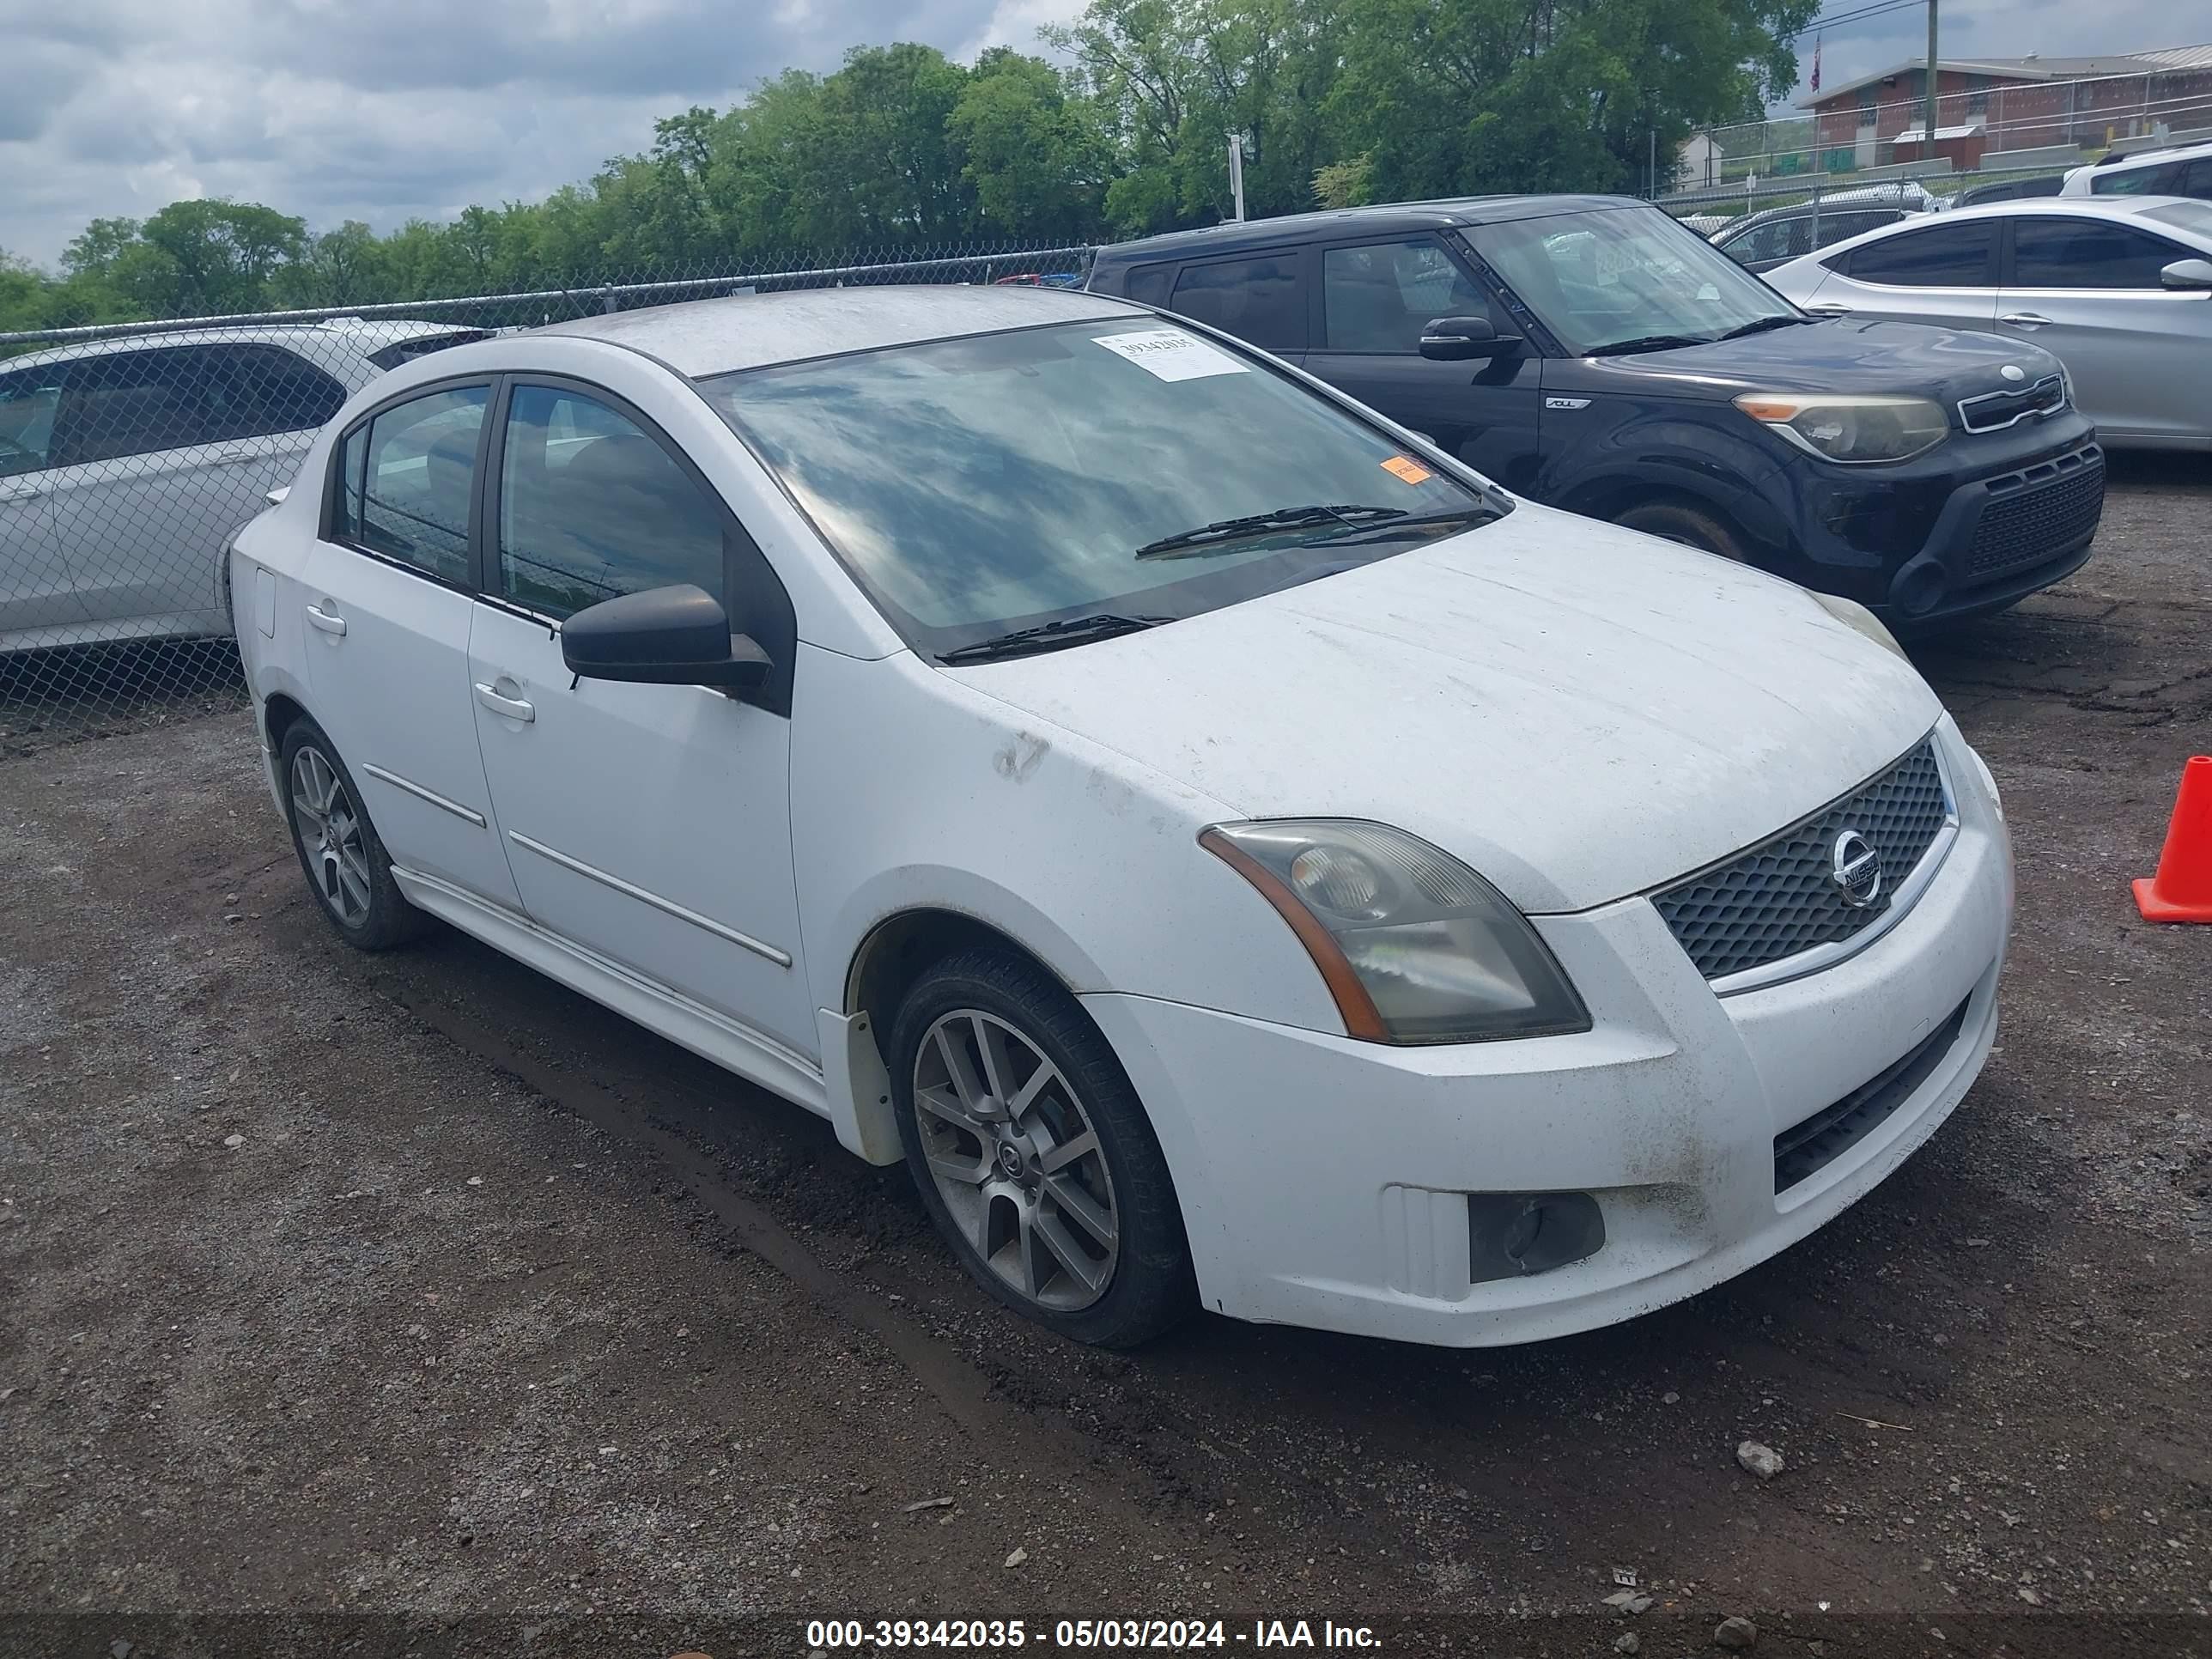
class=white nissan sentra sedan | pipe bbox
[227,285,2012,1349]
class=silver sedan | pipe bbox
[1760,197,2212,450]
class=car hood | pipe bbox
[1569,317,2063,408]
[946,506,1943,914]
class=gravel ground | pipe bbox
[3,458,2208,1659]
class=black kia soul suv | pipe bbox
[1087,196,2102,629]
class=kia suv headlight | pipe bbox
[1200,820,1589,1043]
[1734,392,1949,464]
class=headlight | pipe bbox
[1200,820,1589,1044]
[1734,392,1949,464]
[1808,590,1909,659]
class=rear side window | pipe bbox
[1169,253,1305,351]
[0,366,65,478]
[337,385,487,585]
[202,345,347,441]
[51,348,217,465]
[1119,264,1174,307]
[495,384,724,620]
[1322,240,1490,351]
[2179,159,2212,199]
[2091,162,2179,196]
[1841,222,1996,286]
[2012,219,2187,289]
[1820,210,1905,247]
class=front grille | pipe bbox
[1773,996,1970,1191]
[1651,738,1951,983]
[1957,373,2067,433]
[1966,447,2106,582]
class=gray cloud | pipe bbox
[1,0,1088,264]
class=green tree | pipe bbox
[108,199,308,317]
[949,50,1113,239]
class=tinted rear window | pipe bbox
[1842,222,1996,286]
[1168,253,1305,351]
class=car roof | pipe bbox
[0,316,464,376]
[536,284,1143,377]
[2094,137,2212,169]
[1088,196,1647,265]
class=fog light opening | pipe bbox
[1889,556,1949,619]
[1469,1191,1606,1285]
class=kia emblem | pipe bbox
[2001,364,2025,382]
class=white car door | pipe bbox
[0,364,74,641]
[1795,217,2000,331]
[302,380,525,910]
[45,343,345,640]
[466,378,817,1060]
[1997,214,2212,442]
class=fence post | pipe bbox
[1809,177,1821,250]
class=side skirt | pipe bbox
[389,865,830,1118]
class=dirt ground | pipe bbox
[3,459,2207,1659]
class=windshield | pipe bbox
[1466,206,1801,356]
[702,319,1500,659]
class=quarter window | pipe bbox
[1842,222,1996,286]
[1121,263,1174,307]
[2012,219,2187,289]
[1322,240,1490,352]
[341,385,487,585]
[201,345,347,441]
[0,366,64,478]
[495,386,724,620]
[1168,253,1305,351]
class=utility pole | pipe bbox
[1923,0,1940,164]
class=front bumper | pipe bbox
[1765,412,2102,626]
[1085,719,2012,1346]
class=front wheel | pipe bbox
[888,946,1194,1347]
[1614,501,1751,562]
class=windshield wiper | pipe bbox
[936,612,1172,665]
[1716,314,1814,339]
[1133,503,1403,559]
[1304,505,1500,547]
[1582,333,1711,356]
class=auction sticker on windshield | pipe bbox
[1093,328,1248,382]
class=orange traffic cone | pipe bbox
[2133,756,2212,923]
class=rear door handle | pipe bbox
[209,447,265,467]
[475,681,536,723]
[1803,301,1854,316]
[0,483,45,501]
[305,602,347,636]
[2000,312,2052,329]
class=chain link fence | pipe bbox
[0,241,1092,750]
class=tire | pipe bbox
[1614,501,1751,562]
[277,717,424,952]
[888,945,1194,1347]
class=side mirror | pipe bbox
[1419,316,1521,361]
[2160,257,2212,291]
[561,583,771,691]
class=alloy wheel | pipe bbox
[911,1008,1120,1312]
[289,746,372,928]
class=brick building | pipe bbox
[1799,46,2212,173]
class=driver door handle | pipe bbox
[2000,312,2052,329]
[305,602,347,636]
[475,681,535,723]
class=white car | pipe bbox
[1,319,486,652]
[2060,139,2212,201]
[1759,197,2212,449]
[228,287,2013,1348]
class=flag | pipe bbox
[1811,33,1823,94]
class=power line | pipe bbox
[1782,0,1923,43]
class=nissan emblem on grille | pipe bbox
[1831,830,1882,908]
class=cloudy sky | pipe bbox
[0,0,2191,267]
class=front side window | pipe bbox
[2092,163,2177,196]
[1720,215,1811,266]
[51,347,216,466]
[2012,219,2186,289]
[343,386,486,584]
[0,367,64,478]
[2179,160,2212,199]
[1842,222,1996,286]
[1322,240,1490,352]
[495,386,724,620]
[704,319,1500,659]
[1168,253,1305,350]
[1465,206,1802,356]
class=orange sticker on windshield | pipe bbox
[1381,454,1433,485]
